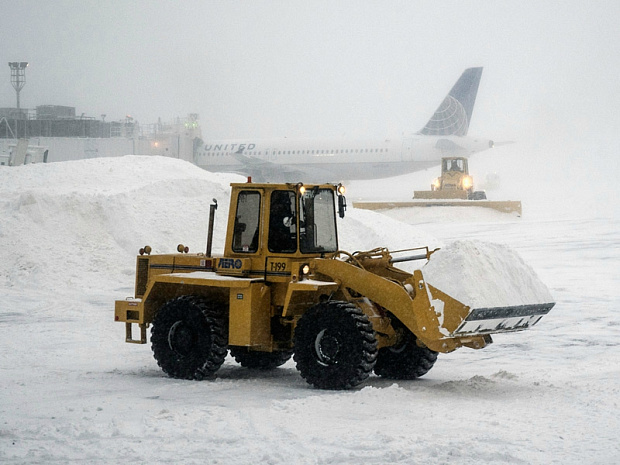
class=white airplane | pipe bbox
[194,67,494,183]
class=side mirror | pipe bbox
[338,195,347,218]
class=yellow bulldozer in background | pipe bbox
[414,156,486,200]
[354,156,522,215]
[115,180,552,389]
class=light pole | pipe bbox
[8,62,28,110]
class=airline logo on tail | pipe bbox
[419,67,483,137]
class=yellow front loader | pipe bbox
[115,181,553,389]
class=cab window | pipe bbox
[232,191,261,253]
[300,188,337,254]
[445,159,464,172]
[268,190,297,253]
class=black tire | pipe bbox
[374,329,438,380]
[469,190,487,200]
[229,347,293,370]
[293,301,377,390]
[151,295,228,380]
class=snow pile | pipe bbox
[422,240,554,308]
[339,205,439,252]
[0,156,238,293]
[0,156,438,294]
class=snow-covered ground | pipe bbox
[1,139,618,464]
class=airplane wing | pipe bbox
[230,151,308,182]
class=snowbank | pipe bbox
[423,240,554,308]
[0,156,238,293]
[0,156,439,293]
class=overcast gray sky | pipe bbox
[2,1,619,142]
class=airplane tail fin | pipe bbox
[419,67,483,136]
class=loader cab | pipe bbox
[436,156,474,193]
[442,157,468,174]
[223,182,345,278]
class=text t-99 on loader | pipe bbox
[115,180,554,389]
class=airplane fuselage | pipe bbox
[193,134,493,182]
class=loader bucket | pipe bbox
[451,302,554,336]
[411,240,555,351]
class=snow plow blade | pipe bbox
[413,190,468,200]
[353,200,522,216]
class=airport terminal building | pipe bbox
[0,105,200,166]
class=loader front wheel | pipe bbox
[374,330,438,380]
[294,301,377,390]
[230,347,293,370]
[151,296,228,380]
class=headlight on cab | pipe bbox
[462,176,473,189]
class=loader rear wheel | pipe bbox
[230,347,293,370]
[294,301,377,390]
[151,295,228,380]
[374,330,438,380]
